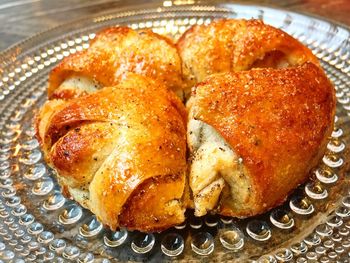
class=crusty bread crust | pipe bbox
[177,19,319,91]
[188,63,336,217]
[49,27,184,99]
[37,73,188,231]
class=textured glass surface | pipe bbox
[0,3,350,262]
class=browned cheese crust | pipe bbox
[188,63,336,217]
[36,73,188,231]
[48,27,184,99]
[177,19,319,90]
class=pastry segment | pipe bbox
[187,63,335,217]
[49,27,185,99]
[177,19,319,96]
[37,74,188,231]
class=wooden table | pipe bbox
[0,0,349,51]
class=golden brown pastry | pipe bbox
[177,19,319,93]
[36,73,188,231]
[49,26,185,99]
[36,19,336,232]
[187,63,335,217]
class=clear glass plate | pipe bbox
[0,2,350,262]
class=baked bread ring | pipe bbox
[36,73,188,231]
[36,18,336,232]
[177,19,319,94]
[49,27,185,100]
[187,62,336,217]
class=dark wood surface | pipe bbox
[0,0,349,51]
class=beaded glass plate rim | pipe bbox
[0,3,350,263]
[1,2,350,66]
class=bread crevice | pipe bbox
[188,119,252,216]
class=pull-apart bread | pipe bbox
[36,19,336,232]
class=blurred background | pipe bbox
[0,0,349,51]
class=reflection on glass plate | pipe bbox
[0,2,350,262]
